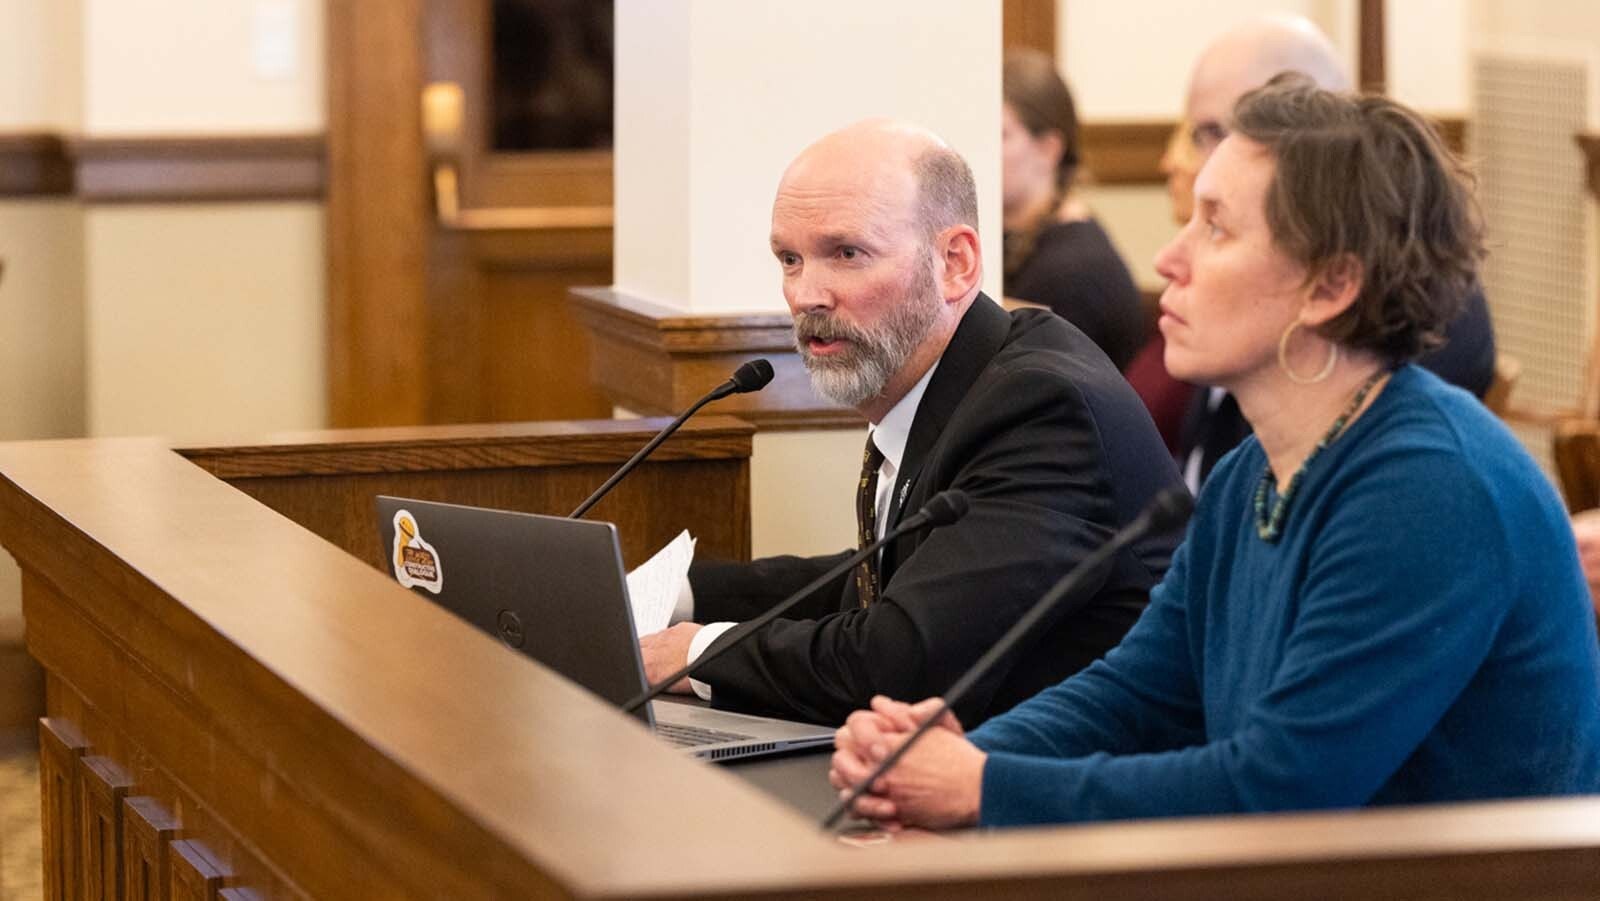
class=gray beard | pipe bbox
[793,268,943,409]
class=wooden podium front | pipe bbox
[2,418,1599,900]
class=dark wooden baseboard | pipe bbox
[568,287,864,431]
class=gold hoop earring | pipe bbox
[1278,321,1338,385]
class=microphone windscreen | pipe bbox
[730,359,775,393]
[1144,489,1194,532]
[920,490,970,527]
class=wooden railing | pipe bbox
[2,417,1598,899]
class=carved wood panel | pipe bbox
[122,796,179,901]
[167,841,225,901]
[40,717,89,901]
[78,756,134,901]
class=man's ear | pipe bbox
[936,225,982,303]
[1302,253,1363,327]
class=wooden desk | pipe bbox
[3,419,1600,899]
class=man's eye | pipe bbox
[777,251,799,267]
[839,246,861,260]
[1190,121,1227,152]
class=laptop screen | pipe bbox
[374,496,653,724]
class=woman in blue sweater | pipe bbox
[828,76,1600,829]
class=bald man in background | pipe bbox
[1175,15,1497,492]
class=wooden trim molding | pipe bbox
[1002,0,1056,57]
[569,287,864,431]
[0,132,74,195]
[0,117,1468,202]
[1081,121,1177,186]
[1084,116,1468,187]
[75,134,324,203]
[1359,0,1387,94]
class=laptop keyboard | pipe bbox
[656,721,756,748]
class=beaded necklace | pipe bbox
[1253,367,1389,542]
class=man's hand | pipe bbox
[638,622,703,693]
[829,696,984,831]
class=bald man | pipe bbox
[1176,15,1497,491]
[638,120,1184,727]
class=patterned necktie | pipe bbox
[854,436,887,607]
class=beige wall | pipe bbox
[750,429,866,559]
[79,0,328,441]
[0,0,84,626]
[83,0,323,134]
[85,204,326,439]
[0,0,81,130]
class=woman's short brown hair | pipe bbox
[1232,74,1485,363]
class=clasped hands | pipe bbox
[828,695,986,831]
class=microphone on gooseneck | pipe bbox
[820,488,1194,830]
[620,490,972,715]
[569,359,775,519]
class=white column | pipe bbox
[615,0,1004,315]
[613,0,1003,557]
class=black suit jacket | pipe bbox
[1179,284,1497,486]
[691,294,1186,726]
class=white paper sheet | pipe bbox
[626,529,696,636]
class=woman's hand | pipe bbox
[828,696,986,830]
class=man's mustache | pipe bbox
[793,311,869,345]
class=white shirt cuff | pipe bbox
[686,621,738,701]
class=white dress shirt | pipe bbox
[683,362,940,700]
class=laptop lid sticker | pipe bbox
[392,509,444,594]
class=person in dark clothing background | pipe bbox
[1001,50,1147,372]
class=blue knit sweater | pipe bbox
[969,366,1600,826]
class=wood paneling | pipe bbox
[39,717,87,901]
[122,797,178,901]
[1003,0,1056,57]
[0,133,74,196]
[326,0,615,427]
[426,224,615,424]
[167,841,225,901]
[1083,117,1468,186]
[5,433,1600,897]
[1359,0,1387,94]
[570,287,864,430]
[74,135,323,203]
[1082,121,1178,186]
[325,0,431,427]
[79,756,133,901]
[177,416,754,568]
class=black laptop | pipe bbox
[374,496,834,761]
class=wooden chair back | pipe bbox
[1552,418,1600,512]
[1484,353,1521,417]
